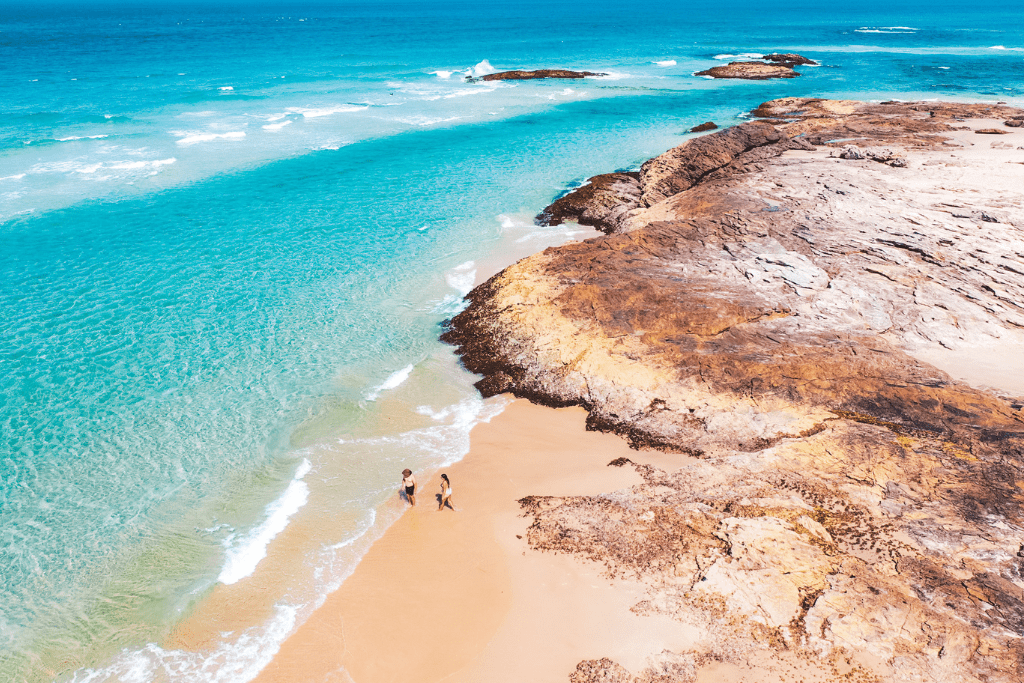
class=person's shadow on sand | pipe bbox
[435,493,455,511]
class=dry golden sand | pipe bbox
[252,400,702,683]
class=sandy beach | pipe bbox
[253,399,697,683]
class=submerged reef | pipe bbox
[443,98,1024,681]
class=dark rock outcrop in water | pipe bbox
[762,52,818,67]
[535,173,641,234]
[689,121,718,133]
[478,69,604,81]
[695,61,798,79]
[444,97,1024,681]
[696,52,816,80]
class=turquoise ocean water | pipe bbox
[2,1,1023,680]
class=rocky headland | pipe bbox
[696,53,818,80]
[443,98,1024,681]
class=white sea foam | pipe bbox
[366,364,416,401]
[262,120,292,131]
[286,105,368,118]
[56,134,109,141]
[396,115,463,126]
[266,112,289,121]
[431,70,455,79]
[856,26,918,33]
[217,459,312,585]
[546,88,576,100]
[445,261,477,296]
[441,87,496,99]
[107,158,177,171]
[175,131,246,146]
[939,66,951,69]
[219,86,234,91]
[654,60,677,66]
[713,52,763,60]
[432,260,479,314]
[0,174,26,181]
[68,603,300,683]
[362,396,508,461]
[471,59,497,77]
[312,140,350,151]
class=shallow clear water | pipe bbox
[2,1,1023,681]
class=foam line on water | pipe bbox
[56,135,110,141]
[286,105,368,118]
[714,53,763,60]
[175,131,246,146]
[432,260,477,314]
[68,603,300,683]
[365,364,416,401]
[654,60,677,66]
[217,459,312,585]
[262,121,292,131]
[445,260,476,296]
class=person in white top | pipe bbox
[401,469,417,506]
[438,473,454,511]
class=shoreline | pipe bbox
[176,99,1023,683]
[152,220,605,681]
[251,399,695,683]
[255,98,1024,683]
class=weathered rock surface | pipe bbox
[695,61,797,80]
[443,98,1024,681]
[479,69,604,81]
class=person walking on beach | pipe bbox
[438,473,454,511]
[401,469,417,506]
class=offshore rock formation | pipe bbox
[695,53,816,80]
[479,69,605,81]
[762,53,819,67]
[689,121,718,133]
[443,98,1024,681]
[695,61,798,79]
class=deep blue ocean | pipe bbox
[2,1,1023,680]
